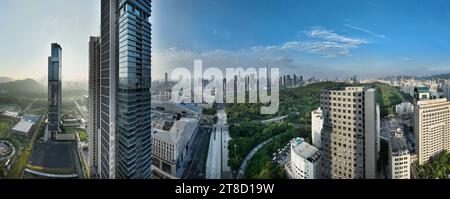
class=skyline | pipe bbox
[1,0,450,81]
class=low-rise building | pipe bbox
[151,117,200,179]
[388,128,410,179]
[11,120,35,136]
[285,137,321,179]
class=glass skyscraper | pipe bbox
[48,43,62,139]
[95,0,152,179]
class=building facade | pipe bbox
[151,117,200,178]
[311,107,324,149]
[388,128,410,179]
[285,138,321,179]
[443,81,450,101]
[48,43,62,139]
[319,87,378,179]
[376,103,381,161]
[95,0,152,179]
[88,36,101,177]
[395,102,414,115]
[414,98,450,165]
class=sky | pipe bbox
[0,0,100,81]
[1,0,450,81]
[152,0,450,79]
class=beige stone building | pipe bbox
[414,98,450,165]
[319,87,378,179]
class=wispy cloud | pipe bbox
[272,27,368,57]
[153,27,370,77]
[308,28,368,45]
[344,24,386,39]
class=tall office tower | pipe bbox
[293,74,298,86]
[414,98,450,165]
[98,0,152,179]
[165,73,168,85]
[48,43,62,139]
[311,107,324,148]
[287,75,292,87]
[88,36,101,177]
[320,87,377,179]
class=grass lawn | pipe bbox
[6,146,31,178]
[0,118,26,150]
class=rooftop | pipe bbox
[390,129,409,154]
[152,117,199,144]
[415,86,430,93]
[21,114,40,123]
[291,138,321,163]
[11,120,34,134]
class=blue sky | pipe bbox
[0,0,449,81]
[0,0,99,81]
[152,0,450,79]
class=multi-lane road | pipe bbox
[205,106,231,179]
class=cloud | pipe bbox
[270,27,368,57]
[152,27,369,78]
[308,28,368,45]
[344,24,386,39]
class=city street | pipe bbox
[205,106,231,179]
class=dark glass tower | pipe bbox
[88,36,101,177]
[97,0,152,179]
[48,43,62,139]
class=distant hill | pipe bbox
[418,74,450,80]
[0,78,45,98]
[380,73,450,81]
[0,77,13,83]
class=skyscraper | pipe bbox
[311,107,324,149]
[95,0,152,179]
[414,98,450,165]
[48,43,62,139]
[319,87,377,179]
[88,36,101,177]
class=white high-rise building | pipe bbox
[285,138,321,179]
[311,108,324,148]
[414,98,450,165]
[320,87,378,179]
